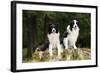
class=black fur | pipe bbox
[37,41,49,51]
[48,23,58,34]
[76,21,80,27]
[70,21,74,31]
[63,31,68,37]
[70,20,80,31]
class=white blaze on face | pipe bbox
[52,28,56,33]
[73,20,77,24]
[73,20,77,28]
[73,20,79,31]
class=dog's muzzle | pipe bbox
[52,28,56,33]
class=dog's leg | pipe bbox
[60,44,64,53]
[57,44,61,59]
[74,42,77,49]
[49,44,53,57]
[63,38,68,49]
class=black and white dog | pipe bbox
[47,23,62,58]
[63,20,80,49]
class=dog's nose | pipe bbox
[74,25,77,28]
[52,28,56,33]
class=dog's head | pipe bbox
[70,20,79,31]
[48,23,58,34]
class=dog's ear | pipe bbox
[74,19,80,27]
[48,23,52,34]
[71,20,74,25]
[55,24,59,33]
[76,21,80,27]
[70,21,74,31]
[77,21,79,26]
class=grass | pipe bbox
[23,48,91,63]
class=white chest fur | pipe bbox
[68,29,79,41]
[47,33,60,48]
[68,28,79,48]
[64,25,79,49]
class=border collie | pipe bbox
[63,20,80,49]
[47,23,62,58]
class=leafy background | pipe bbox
[22,10,91,62]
